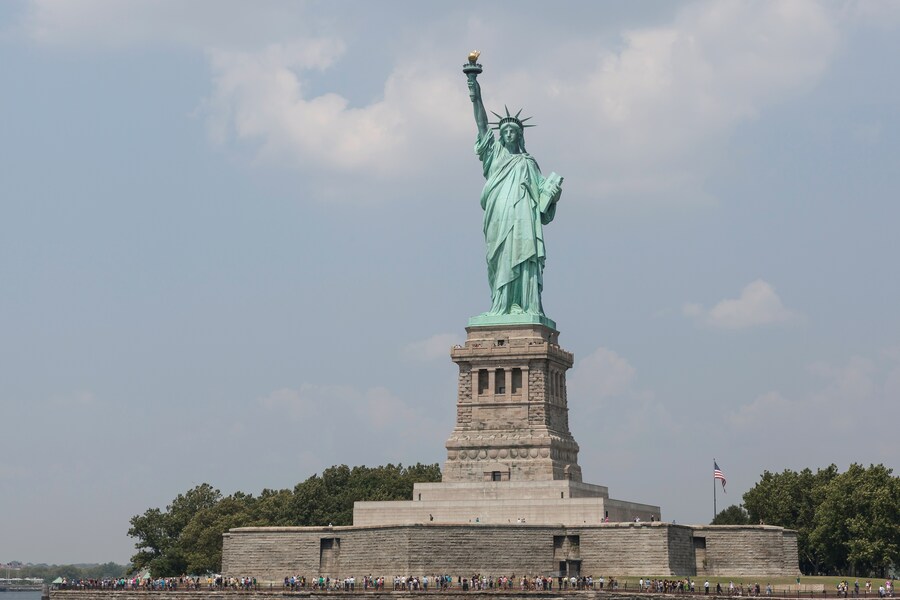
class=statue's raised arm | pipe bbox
[464,51,488,137]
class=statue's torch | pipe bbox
[463,50,482,101]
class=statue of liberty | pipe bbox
[464,52,563,328]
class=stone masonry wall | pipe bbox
[405,525,561,574]
[527,361,547,407]
[666,526,696,576]
[225,525,566,582]
[457,365,472,404]
[444,325,580,485]
[694,526,800,576]
[576,525,676,576]
[222,528,320,577]
[222,523,797,583]
[335,527,412,575]
[782,531,800,574]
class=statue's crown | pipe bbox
[489,106,535,130]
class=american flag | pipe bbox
[714,461,727,492]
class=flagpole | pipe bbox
[713,458,717,522]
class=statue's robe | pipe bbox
[476,131,559,316]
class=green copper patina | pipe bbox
[464,52,563,329]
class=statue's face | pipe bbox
[502,125,520,147]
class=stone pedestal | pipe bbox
[443,324,582,483]
[352,322,660,527]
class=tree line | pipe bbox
[127,463,441,576]
[130,461,898,577]
[10,563,128,583]
[712,463,900,576]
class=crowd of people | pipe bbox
[54,576,255,591]
[838,579,895,598]
[53,573,896,596]
[279,574,621,592]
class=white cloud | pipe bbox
[256,383,440,434]
[257,386,316,418]
[850,122,882,145]
[684,279,798,330]
[402,333,461,362]
[569,347,681,474]
[567,345,682,443]
[24,0,312,48]
[0,464,31,479]
[572,346,637,399]
[21,1,844,205]
[204,47,467,176]
[50,390,97,407]
[842,1,900,29]
[536,0,840,200]
[682,303,703,318]
[807,356,877,423]
[882,346,900,362]
[727,391,793,427]
[803,355,900,460]
[215,0,840,193]
[361,386,419,430]
[725,353,900,458]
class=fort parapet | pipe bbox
[223,523,798,581]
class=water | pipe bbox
[1,592,41,600]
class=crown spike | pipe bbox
[489,106,536,131]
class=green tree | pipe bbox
[712,504,751,525]
[128,483,222,575]
[126,507,170,573]
[809,464,900,576]
[742,465,837,574]
[283,463,441,526]
[127,463,442,575]
[743,464,900,575]
[253,488,294,526]
[179,492,256,574]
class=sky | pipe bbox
[1,0,899,565]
